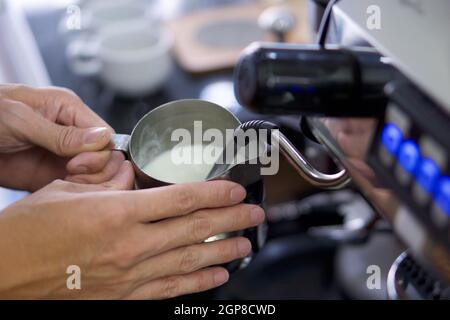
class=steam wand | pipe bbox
[206,120,351,190]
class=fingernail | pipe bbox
[250,207,265,224]
[230,186,246,202]
[84,127,109,145]
[237,238,252,256]
[213,270,229,285]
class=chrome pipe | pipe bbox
[273,131,351,190]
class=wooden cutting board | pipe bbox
[166,2,310,74]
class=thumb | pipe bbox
[27,112,112,157]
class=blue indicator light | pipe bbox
[435,176,450,216]
[290,85,301,93]
[306,86,317,94]
[416,158,440,194]
[381,123,403,155]
[397,140,420,174]
[280,85,317,94]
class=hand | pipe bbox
[0,84,120,191]
[322,118,377,183]
[0,162,265,299]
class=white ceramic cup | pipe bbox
[59,0,157,40]
[66,20,173,96]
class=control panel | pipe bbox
[369,81,450,247]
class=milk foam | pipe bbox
[142,144,223,183]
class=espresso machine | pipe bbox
[230,0,450,300]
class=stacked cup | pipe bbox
[60,0,173,97]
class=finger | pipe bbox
[1,96,111,157]
[4,85,112,130]
[124,180,247,222]
[24,108,111,156]
[45,124,111,157]
[58,160,134,192]
[100,160,135,190]
[132,237,251,283]
[137,204,264,256]
[43,87,113,130]
[66,151,125,184]
[66,150,112,175]
[126,267,229,300]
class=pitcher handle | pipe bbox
[109,134,131,155]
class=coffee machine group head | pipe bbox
[234,42,396,117]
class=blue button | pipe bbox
[397,140,420,174]
[381,123,403,155]
[435,176,450,216]
[416,158,440,193]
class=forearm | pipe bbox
[0,207,49,298]
[0,201,76,299]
